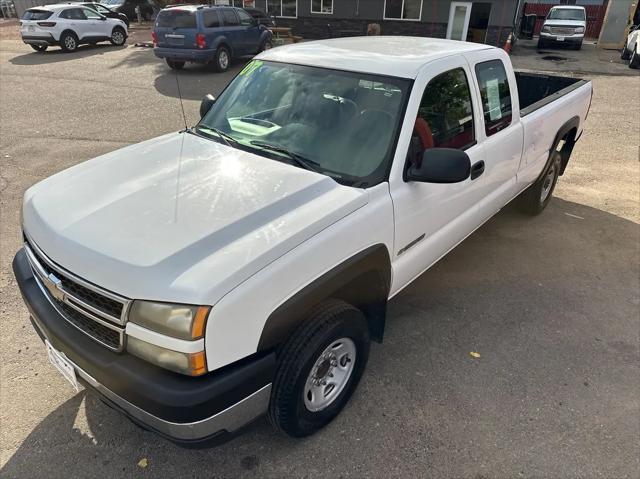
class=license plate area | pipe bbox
[46,340,80,392]
[165,33,185,46]
[28,25,35,32]
[556,36,565,41]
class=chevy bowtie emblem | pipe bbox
[44,272,65,302]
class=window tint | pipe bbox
[222,9,239,26]
[95,5,110,14]
[475,60,512,136]
[237,9,253,25]
[417,68,475,149]
[60,8,86,20]
[156,10,196,28]
[82,7,102,19]
[203,10,220,28]
[22,9,53,20]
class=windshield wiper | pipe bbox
[249,141,323,174]
[193,125,238,148]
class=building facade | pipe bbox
[223,0,519,47]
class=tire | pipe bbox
[110,26,126,46]
[537,38,545,49]
[517,151,561,216]
[268,299,370,438]
[620,44,630,60]
[213,45,230,72]
[574,41,582,50]
[630,46,640,69]
[30,44,47,52]
[59,31,78,52]
[166,59,185,70]
[260,39,273,52]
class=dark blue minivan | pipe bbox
[153,5,272,72]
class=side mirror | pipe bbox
[99,16,106,20]
[199,94,216,118]
[405,148,471,183]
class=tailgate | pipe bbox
[154,9,198,49]
[20,9,55,37]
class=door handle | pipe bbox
[470,160,485,180]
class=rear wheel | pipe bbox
[268,300,370,437]
[59,31,78,52]
[517,151,561,216]
[213,45,230,72]
[30,44,47,52]
[166,59,185,70]
[110,26,126,46]
[630,46,640,69]
[260,39,273,52]
[621,44,630,60]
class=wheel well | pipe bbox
[217,42,232,56]
[257,245,391,352]
[112,25,125,33]
[60,29,77,40]
[556,127,577,176]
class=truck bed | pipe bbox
[516,72,589,116]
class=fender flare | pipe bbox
[540,115,580,179]
[257,244,392,352]
[212,37,232,57]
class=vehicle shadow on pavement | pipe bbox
[9,44,128,66]
[1,198,638,478]
[153,59,250,101]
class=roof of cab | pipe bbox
[258,36,494,79]
[28,3,75,10]
[549,5,585,9]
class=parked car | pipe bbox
[621,24,639,69]
[243,7,274,27]
[538,5,586,50]
[14,37,592,445]
[20,4,127,52]
[100,0,158,21]
[153,5,272,72]
[75,2,129,27]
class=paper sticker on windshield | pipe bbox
[239,60,263,76]
[486,78,502,121]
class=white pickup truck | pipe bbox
[14,37,592,446]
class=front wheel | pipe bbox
[260,39,273,52]
[621,44,630,60]
[516,151,561,216]
[110,27,126,46]
[268,300,370,437]
[30,44,47,52]
[166,59,185,70]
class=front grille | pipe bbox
[23,235,130,352]
[549,27,578,35]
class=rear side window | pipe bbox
[22,9,53,20]
[156,10,197,28]
[417,68,475,149]
[222,9,239,26]
[59,8,87,20]
[203,10,220,28]
[475,60,513,136]
[237,9,253,25]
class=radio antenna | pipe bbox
[174,70,189,131]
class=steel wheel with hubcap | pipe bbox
[303,338,356,412]
[60,32,78,53]
[268,300,370,437]
[517,150,561,215]
[110,28,126,46]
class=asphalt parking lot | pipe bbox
[0,36,639,479]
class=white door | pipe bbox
[447,1,472,41]
[388,56,488,295]
[81,7,106,38]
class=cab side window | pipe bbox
[415,68,475,151]
[222,9,239,26]
[475,60,512,136]
[237,9,253,26]
[203,10,220,28]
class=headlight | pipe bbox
[128,301,210,340]
[127,336,207,376]
[575,27,585,34]
[542,25,551,33]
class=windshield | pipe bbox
[548,9,585,21]
[198,60,411,186]
[100,0,122,5]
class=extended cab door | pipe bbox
[466,50,524,219]
[388,57,488,295]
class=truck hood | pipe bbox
[23,132,368,304]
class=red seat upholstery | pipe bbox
[414,117,434,150]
